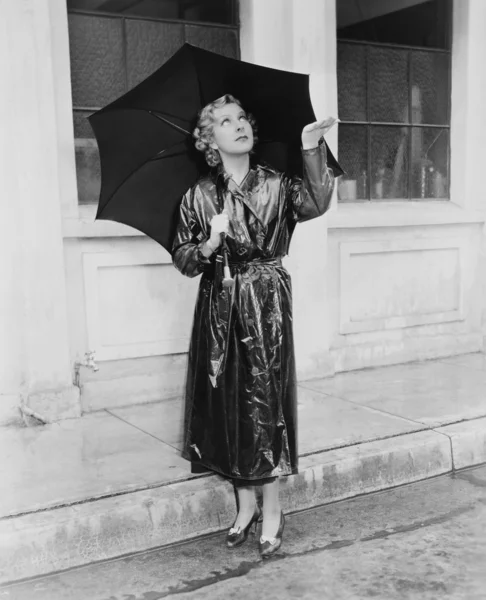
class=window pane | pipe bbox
[73,110,95,138]
[369,47,408,123]
[75,142,101,205]
[411,127,449,198]
[370,126,409,199]
[126,20,184,89]
[101,0,179,19]
[338,125,368,202]
[67,0,237,25]
[181,0,236,25]
[68,14,126,108]
[337,0,451,50]
[337,43,367,122]
[411,51,449,125]
[184,24,238,58]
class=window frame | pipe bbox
[67,1,240,206]
[337,37,452,202]
[68,1,240,117]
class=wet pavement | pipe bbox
[5,354,486,521]
[3,355,486,581]
[2,464,485,600]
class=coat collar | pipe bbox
[213,160,276,193]
[212,161,278,228]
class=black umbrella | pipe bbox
[89,43,343,253]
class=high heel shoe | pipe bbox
[258,511,285,558]
[226,505,262,548]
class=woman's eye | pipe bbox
[239,115,248,121]
[221,118,230,125]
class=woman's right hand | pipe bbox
[209,211,230,248]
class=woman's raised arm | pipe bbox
[285,117,338,223]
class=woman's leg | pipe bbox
[233,485,257,529]
[261,478,282,538]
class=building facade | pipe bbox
[1,0,485,425]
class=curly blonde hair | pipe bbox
[193,94,258,167]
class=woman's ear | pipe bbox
[210,141,218,150]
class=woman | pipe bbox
[172,94,337,558]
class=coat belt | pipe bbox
[228,257,282,270]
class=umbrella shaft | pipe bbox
[222,238,230,269]
[221,234,234,287]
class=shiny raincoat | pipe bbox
[172,142,335,482]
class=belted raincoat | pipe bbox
[172,141,335,482]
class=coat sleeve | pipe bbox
[172,188,215,278]
[285,139,336,223]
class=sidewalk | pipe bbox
[1,353,486,584]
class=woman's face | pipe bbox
[210,103,254,158]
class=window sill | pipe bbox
[63,204,145,238]
[327,201,485,230]
[64,201,485,239]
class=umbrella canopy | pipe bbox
[89,43,343,252]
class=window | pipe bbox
[336,0,452,202]
[67,0,239,204]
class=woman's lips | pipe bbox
[236,135,249,141]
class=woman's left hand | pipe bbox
[301,117,339,150]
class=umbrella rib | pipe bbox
[151,146,188,161]
[148,111,191,136]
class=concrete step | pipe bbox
[1,355,486,584]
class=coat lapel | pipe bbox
[224,166,278,229]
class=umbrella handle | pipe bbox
[221,235,235,290]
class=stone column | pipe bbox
[450,0,486,347]
[450,0,486,212]
[0,0,80,424]
[240,0,337,379]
